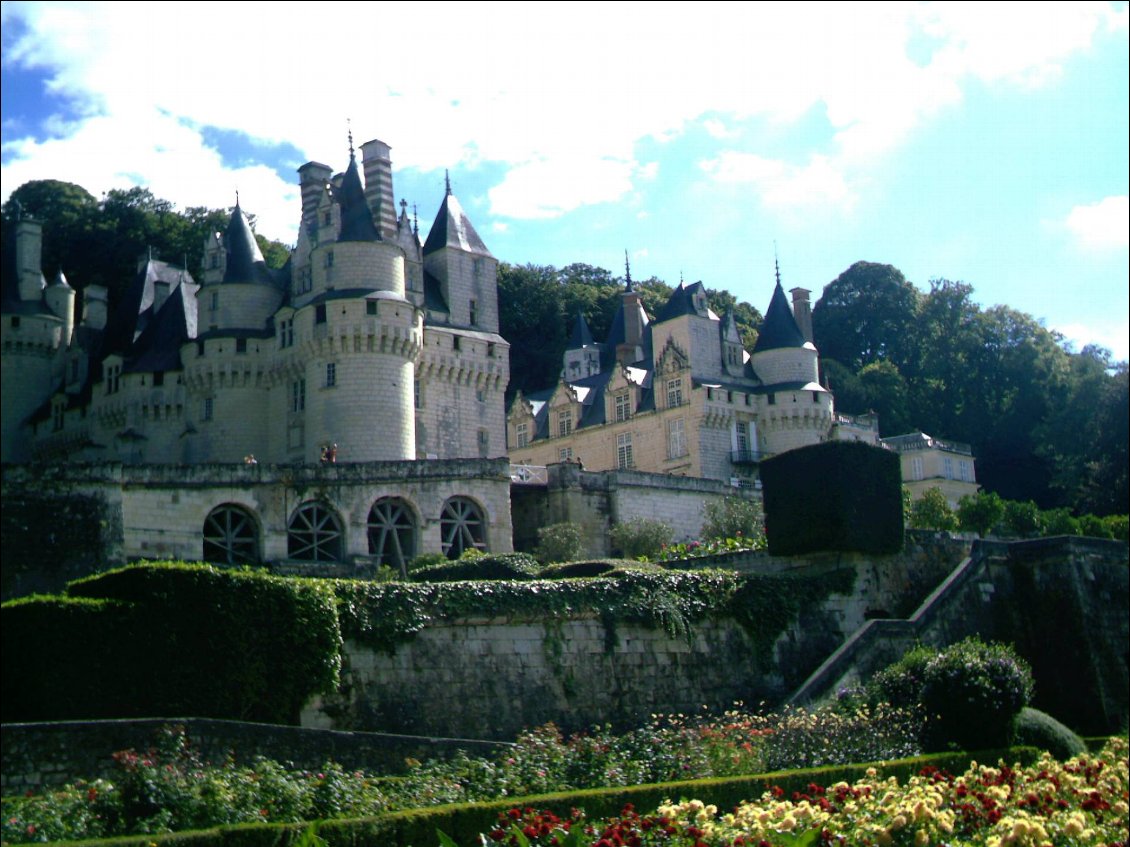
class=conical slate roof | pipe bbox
[566,312,595,348]
[223,202,275,285]
[752,281,806,352]
[336,155,381,243]
[423,184,491,257]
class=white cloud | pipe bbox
[1054,318,1130,363]
[700,152,854,213]
[1065,196,1130,250]
[0,0,1121,238]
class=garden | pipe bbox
[3,638,1125,846]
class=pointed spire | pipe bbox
[444,169,452,196]
[222,200,273,284]
[752,261,807,353]
[624,250,633,291]
[337,146,381,242]
[347,119,355,160]
[50,268,71,289]
[413,203,419,236]
[774,241,781,287]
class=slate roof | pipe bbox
[566,312,595,349]
[336,154,381,243]
[123,280,199,374]
[751,281,807,352]
[102,259,196,359]
[422,190,491,257]
[222,202,277,285]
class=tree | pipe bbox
[957,491,1004,537]
[701,496,763,541]
[812,261,920,371]
[908,488,958,531]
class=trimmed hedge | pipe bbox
[409,553,542,582]
[760,440,903,555]
[2,563,341,724]
[56,747,1042,847]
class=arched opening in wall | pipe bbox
[287,501,344,562]
[203,504,260,565]
[367,497,417,576]
[440,496,487,559]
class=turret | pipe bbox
[44,269,76,345]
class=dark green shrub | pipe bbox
[760,441,903,555]
[406,552,447,572]
[1003,500,1043,538]
[410,553,542,582]
[1078,513,1114,540]
[608,518,674,560]
[535,522,585,564]
[920,638,1034,751]
[867,644,936,711]
[1104,514,1129,541]
[1041,508,1080,537]
[1010,707,1085,760]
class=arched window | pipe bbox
[203,504,259,565]
[288,502,344,562]
[440,496,487,559]
[368,497,417,574]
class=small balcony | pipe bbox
[730,450,770,465]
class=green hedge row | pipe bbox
[56,747,1042,847]
[761,441,904,556]
[2,563,856,724]
[2,564,341,724]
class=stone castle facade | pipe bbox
[1,137,513,568]
[507,268,880,483]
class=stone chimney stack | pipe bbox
[298,161,333,235]
[789,287,813,344]
[360,139,396,239]
[15,218,46,303]
[82,285,109,331]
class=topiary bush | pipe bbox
[535,522,585,564]
[608,518,674,560]
[867,644,936,711]
[409,553,542,583]
[1010,707,1086,760]
[537,560,641,579]
[920,638,1034,752]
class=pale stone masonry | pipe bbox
[1,134,511,568]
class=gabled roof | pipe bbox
[654,281,718,324]
[102,258,195,358]
[337,154,381,242]
[422,188,491,257]
[123,279,199,374]
[752,281,806,353]
[223,202,276,285]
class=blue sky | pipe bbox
[2,1,1127,359]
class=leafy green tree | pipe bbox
[812,261,920,371]
[1040,508,1080,537]
[1002,499,1043,538]
[908,488,958,531]
[957,491,1005,537]
[609,517,674,560]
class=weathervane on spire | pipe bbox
[413,203,419,235]
[774,241,782,286]
[624,250,633,291]
[444,170,452,196]
[347,118,355,159]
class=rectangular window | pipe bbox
[736,422,749,454]
[615,391,631,422]
[559,447,573,462]
[153,371,164,387]
[557,410,573,437]
[487,342,496,358]
[315,304,327,324]
[767,393,776,405]
[453,335,461,351]
[813,391,820,403]
[478,428,489,457]
[960,461,972,482]
[943,456,954,479]
[666,377,684,408]
[326,362,336,387]
[236,338,247,354]
[911,456,924,481]
[469,299,477,326]
[202,397,214,421]
[279,317,294,348]
[367,300,378,316]
[324,250,334,268]
[52,403,64,432]
[616,432,633,470]
[291,379,306,412]
[668,417,687,458]
[414,379,422,409]
[210,291,219,311]
[516,423,529,449]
